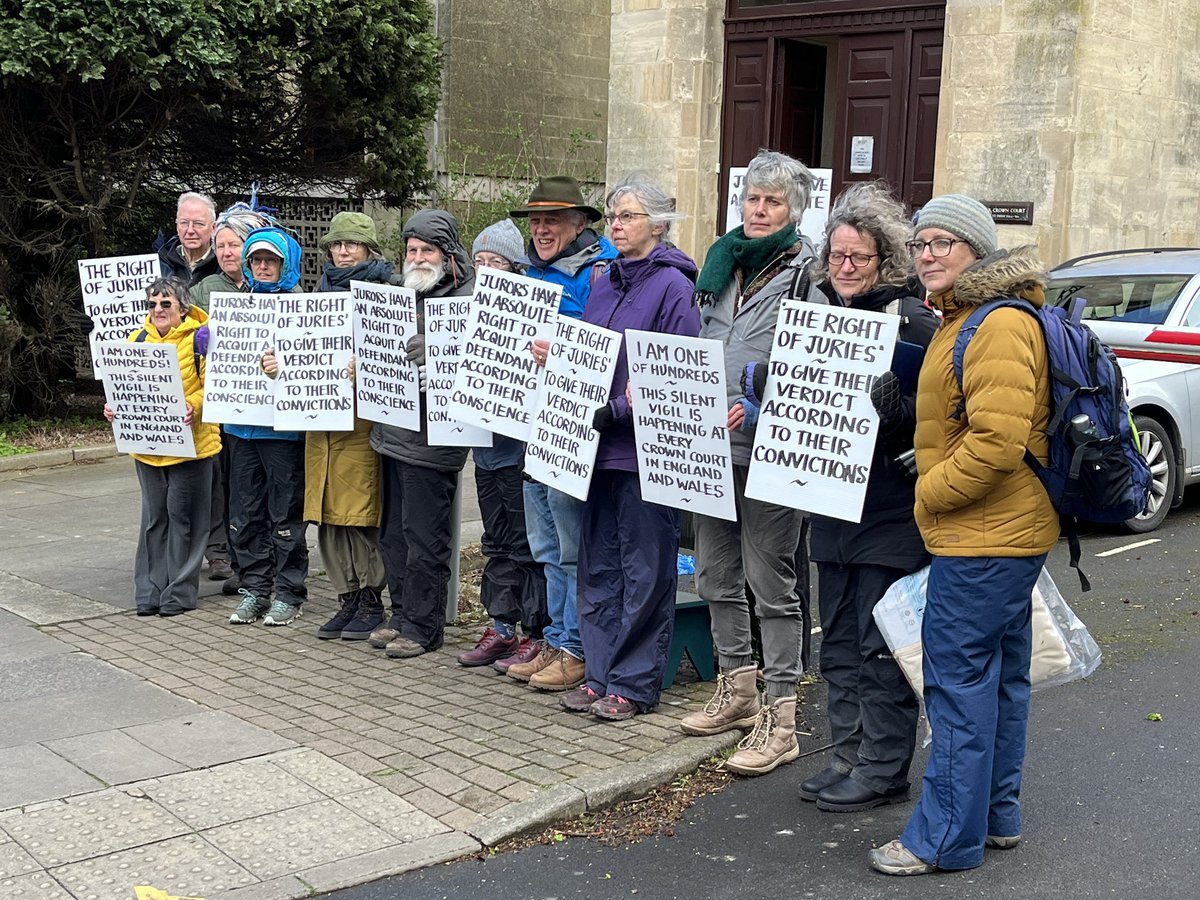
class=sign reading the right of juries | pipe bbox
[744,302,898,522]
[626,330,736,521]
[78,254,161,376]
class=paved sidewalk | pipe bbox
[0,453,800,899]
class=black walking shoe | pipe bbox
[799,767,847,802]
[816,778,909,812]
[317,592,360,640]
[341,588,384,640]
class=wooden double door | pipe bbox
[721,2,945,228]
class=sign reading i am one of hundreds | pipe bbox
[96,340,196,458]
[351,281,420,431]
[273,293,355,431]
[626,330,736,521]
[447,269,560,441]
[426,294,492,447]
[78,254,161,376]
[745,301,898,522]
[524,316,620,501]
[204,292,277,426]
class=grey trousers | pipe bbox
[695,464,806,697]
[134,457,213,613]
[818,562,919,793]
[317,523,386,596]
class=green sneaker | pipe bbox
[263,599,301,626]
[229,590,269,625]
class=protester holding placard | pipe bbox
[868,196,1054,876]
[157,192,220,286]
[297,212,392,641]
[367,210,475,660]
[505,177,618,692]
[191,199,275,595]
[225,227,310,628]
[680,150,827,776]
[103,277,220,617]
[456,220,551,671]
[554,174,700,721]
[791,183,938,813]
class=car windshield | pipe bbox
[1045,274,1191,325]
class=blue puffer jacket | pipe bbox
[520,229,618,319]
[225,226,304,443]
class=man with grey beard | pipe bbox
[367,210,476,659]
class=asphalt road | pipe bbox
[327,494,1200,900]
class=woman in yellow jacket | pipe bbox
[104,277,221,616]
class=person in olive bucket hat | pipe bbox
[502,178,617,693]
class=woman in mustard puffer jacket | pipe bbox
[104,276,221,617]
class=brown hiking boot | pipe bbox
[680,665,761,735]
[724,696,800,776]
[507,643,560,682]
[529,651,585,692]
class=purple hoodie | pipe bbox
[583,242,700,472]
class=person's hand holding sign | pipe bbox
[261,348,278,377]
[183,405,194,427]
[531,338,551,368]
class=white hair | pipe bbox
[177,191,216,222]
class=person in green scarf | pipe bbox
[680,150,827,777]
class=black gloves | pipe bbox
[592,405,614,432]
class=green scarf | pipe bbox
[694,223,801,306]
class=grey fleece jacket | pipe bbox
[698,235,828,466]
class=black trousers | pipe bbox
[817,562,919,793]
[379,457,458,650]
[228,437,308,606]
[475,464,547,636]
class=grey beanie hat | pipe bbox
[914,194,998,258]
[472,219,524,265]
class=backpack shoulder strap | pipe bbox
[134,329,149,342]
[950,297,1038,419]
[789,258,813,302]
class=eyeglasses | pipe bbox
[906,238,969,259]
[828,251,879,268]
[145,298,177,310]
[329,240,364,251]
[602,211,652,226]
[474,255,513,271]
[176,219,211,231]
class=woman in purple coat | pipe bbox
[559,174,702,721]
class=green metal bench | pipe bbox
[662,589,715,689]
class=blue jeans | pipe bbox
[522,481,583,658]
[901,553,1046,870]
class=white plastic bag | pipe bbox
[872,565,1103,744]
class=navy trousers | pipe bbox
[902,553,1046,870]
[578,469,680,709]
[476,464,547,636]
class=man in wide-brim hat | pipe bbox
[500,175,617,693]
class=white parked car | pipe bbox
[1045,247,1200,532]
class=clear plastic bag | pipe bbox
[872,565,1103,745]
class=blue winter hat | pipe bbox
[242,227,303,291]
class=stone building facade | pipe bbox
[604,0,1200,264]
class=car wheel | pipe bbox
[1125,416,1175,534]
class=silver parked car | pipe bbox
[1045,247,1200,532]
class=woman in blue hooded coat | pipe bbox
[556,174,701,721]
[225,227,311,628]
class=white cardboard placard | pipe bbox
[203,291,276,427]
[78,254,161,376]
[351,281,421,431]
[98,340,196,458]
[426,293,492,447]
[273,292,355,431]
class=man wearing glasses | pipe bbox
[504,176,618,693]
[158,191,220,286]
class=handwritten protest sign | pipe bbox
[78,254,161,376]
[351,281,421,431]
[97,340,196,458]
[426,294,492,447]
[448,269,560,441]
[725,167,833,240]
[626,330,736,521]
[745,301,898,521]
[273,293,354,431]
[204,292,276,426]
[524,316,620,500]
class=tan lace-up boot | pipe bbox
[724,695,799,776]
[680,665,761,735]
